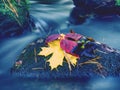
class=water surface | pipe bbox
[0,0,120,90]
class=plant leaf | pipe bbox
[64,52,78,71]
[116,0,120,6]
[45,34,60,43]
[38,40,79,70]
[38,40,64,70]
[60,39,77,54]
[65,33,82,41]
[38,47,53,56]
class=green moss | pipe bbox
[0,0,30,26]
[116,0,120,6]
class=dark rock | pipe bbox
[73,0,116,8]
[73,0,120,15]
[70,0,120,24]
[0,13,22,37]
[11,38,120,80]
[69,7,90,25]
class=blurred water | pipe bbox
[0,76,120,90]
[0,33,39,74]
[30,0,74,29]
[62,17,120,49]
[0,0,120,90]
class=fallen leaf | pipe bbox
[45,34,60,43]
[38,40,79,70]
[60,39,77,54]
[65,33,82,41]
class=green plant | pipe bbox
[0,0,29,26]
[116,0,120,6]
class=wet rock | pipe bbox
[11,38,120,80]
[70,0,120,24]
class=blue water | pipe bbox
[0,0,120,90]
[0,75,120,90]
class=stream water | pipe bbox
[0,0,120,90]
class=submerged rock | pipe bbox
[11,37,120,80]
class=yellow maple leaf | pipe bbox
[38,40,79,70]
[64,52,78,71]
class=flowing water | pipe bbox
[0,0,120,90]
